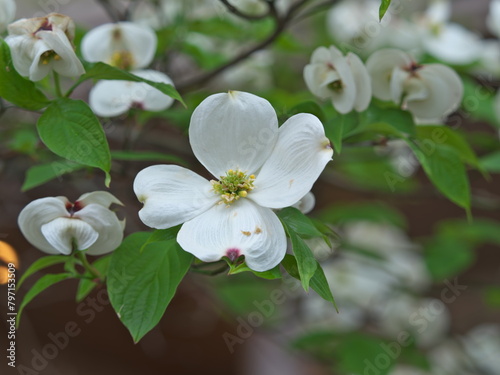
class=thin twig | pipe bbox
[176,0,312,92]
[219,0,272,21]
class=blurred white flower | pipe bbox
[301,296,364,332]
[375,294,450,347]
[415,0,481,65]
[18,191,125,256]
[388,365,431,375]
[461,324,500,375]
[343,221,431,291]
[429,339,476,375]
[5,13,84,81]
[375,139,419,178]
[81,22,157,70]
[133,91,332,271]
[476,39,500,77]
[304,45,371,114]
[366,48,463,121]
[89,69,175,117]
[0,0,15,33]
[487,0,500,38]
[291,191,316,215]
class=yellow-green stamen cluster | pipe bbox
[211,169,255,205]
[109,50,135,70]
[40,50,61,65]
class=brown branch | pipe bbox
[176,0,313,93]
[219,0,273,21]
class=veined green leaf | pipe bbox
[36,98,111,185]
[22,160,85,191]
[108,232,193,342]
[17,255,69,290]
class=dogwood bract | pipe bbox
[81,22,157,70]
[18,191,125,255]
[366,48,463,121]
[304,45,371,114]
[0,0,15,33]
[5,13,85,81]
[133,91,333,271]
[89,69,175,117]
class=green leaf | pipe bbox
[79,62,185,106]
[36,98,112,185]
[361,104,415,136]
[17,255,68,290]
[379,0,392,20]
[288,101,326,123]
[277,207,323,239]
[320,201,406,228]
[17,273,71,327]
[437,219,500,246]
[325,111,358,154]
[0,40,50,110]
[408,141,470,211]
[480,151,500,173]
[281,223,317,291]
[22,160,85,191]
[141,225,182,251]
[108,232,193,342]
[228,263,282,280]
[76,255,112,303]
[415,125,481,169]
[111,150,185,165]
[281,254,336,307]
[484,287,500,308]
[461,76,499,128]
[424,236,474,280]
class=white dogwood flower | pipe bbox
[487,0,500,38]
[5,13,85,81]
[18,191,125,256]
[134,91,333,271]
[89,69,175,117]
[0,0,16,33]
[81,22,157,70]
[366,48,463,121]
[304,45,371,114]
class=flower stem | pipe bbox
[76,251,103,282]
[53,72,63,98]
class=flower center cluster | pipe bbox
[211,169,255,205]
[40,50,61,65]
[109,50,135,70]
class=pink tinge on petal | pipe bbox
[226,248,241,263]
[66,200,84,216]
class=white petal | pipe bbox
[291,191,316,214]
[177,199,286,272]
[4,35,36,77]
[130,69,175,111]
[390,66,410,104]
[81,22,157,69]
[346,52,371,112]
[75,204,124,255]
[18,197,70,254]
[41,217,98,254]
[250,113,332,208]
[77,191,124,208]
[89,80,134,117]
[37,29,85,78]
[189,91,279,178]
[304,64,339,100]
[327,46,356,114]
[0,0,16,33]
[366,48,413,101]
[29,40,53,82]
[405,64,463,119]
[133,164,218,229]
[403,76,429,103]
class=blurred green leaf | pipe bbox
[228,263,282,279]
[111,150,185,165]
[484,287,500,308]
[424,236,474,280]
[17,255,68,290]
[437,219,500,246]
[479,151,500,173]
[22,160,85,191]
[288,101,326,123]
[0,40,50,110]
[17,273,71,327]
[9,129,38,155]
[320,202,406,228]
[461,76,499,128]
